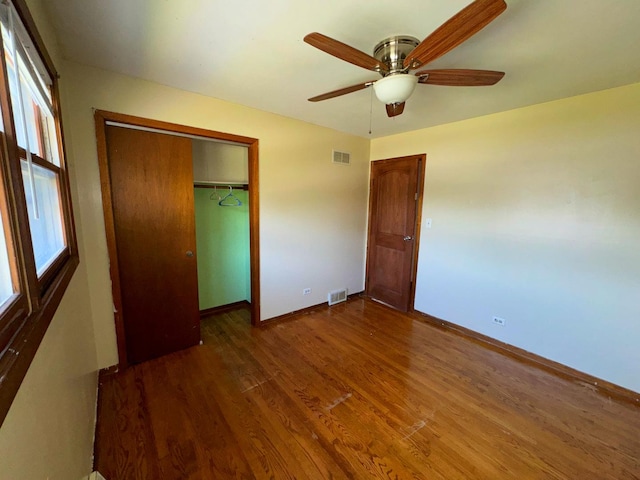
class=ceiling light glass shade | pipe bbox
[373,74,418,104]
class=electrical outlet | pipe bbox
[303,288,312,295]
[493,316,506,326]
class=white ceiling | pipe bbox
[43,0,640,138]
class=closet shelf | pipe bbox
[194,181,249,190]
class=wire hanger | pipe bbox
[218,185,242,207]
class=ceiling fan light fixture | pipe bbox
[373,74,418,105]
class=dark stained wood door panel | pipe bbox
[106,125,200,364]
[366,155,424,311]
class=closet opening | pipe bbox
[95,110,260,369]
[192,140,251,318]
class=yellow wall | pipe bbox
[61,61,371,369]
[0,1,98,479]
[371,82,640,392]
[0,274,97,479]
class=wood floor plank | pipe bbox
[95,299,640,479]
[95,368,162,479]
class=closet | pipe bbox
[95,110,259,367]
[192,141,250,313]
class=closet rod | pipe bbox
[194,183,249,191]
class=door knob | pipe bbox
[186,250,194,257]
[403,236,413,241]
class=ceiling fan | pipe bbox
[304,0,507,118]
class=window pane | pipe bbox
[1,16,59,166]
[21,161,65,275]
[2,22,27,148]
[0,209,15,308]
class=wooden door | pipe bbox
[366,155,425,312]
[106,126,201,364]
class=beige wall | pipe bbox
[61,61,371,369]
[0,273,98,479]
[371,83,640,392]
[0,0,98,479]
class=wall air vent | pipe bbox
[328,288,348,306]
[332,150,351,166]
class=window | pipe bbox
[20,160,66,274]
[0,0,77,426]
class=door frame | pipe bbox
[365,154,426,312]
[95,110,261,369]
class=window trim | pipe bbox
[0,0,78,427]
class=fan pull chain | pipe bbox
[368,86,373,135]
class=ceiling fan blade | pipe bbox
[416,69,505,86]
[404,0,507,69]
[386,102,405,117]
[308,81,375,102]
[304,33,388,73]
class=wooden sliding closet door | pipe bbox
[106,126,200,364]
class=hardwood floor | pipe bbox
[94,299,640,479]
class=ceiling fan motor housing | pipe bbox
[373,36,420,75]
